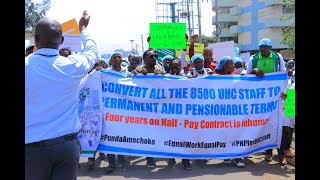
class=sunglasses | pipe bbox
[148,54,158,58]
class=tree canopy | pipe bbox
[280,0,295,51]
[25,0,51,33]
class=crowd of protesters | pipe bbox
[25,10,295,179]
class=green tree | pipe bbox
[200,35,216,47]
[25,0,51,33]
[280,0,295,51]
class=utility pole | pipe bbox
[213,0,221,42]
[141,35,144,53]
[197,0,202,43]
[186,0,192,37]
[176,9,181,23]
[135,44,139,55]
[130,40,134,53]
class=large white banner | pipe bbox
[77,70,103,157]
[94,71,288,159]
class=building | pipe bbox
[212,0,294,57]
[212,0,238,43]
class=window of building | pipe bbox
[219,22,237,28]
[220,37,234,42]
[282,7,295,14]
[218,7,230,14]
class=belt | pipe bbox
[25,133,78,148]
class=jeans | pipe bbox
[25,134,80,180]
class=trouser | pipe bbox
[88,152,105,161]
[25,133,80,180]
[107,154,125,165]
[266,127,285,156]
[168,158,190,165]
[146,157,154,163]
[283,126,294,150]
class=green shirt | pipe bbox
[257,52,275,73]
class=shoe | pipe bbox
[105,164,115,173]
[279,156,287,166]
[223,159,232,164]
[183,161,192,170]
[146,160,156,168]
[86,159,95,169]
[265,154,272,162]
[99,153,106,160]
[284,149,294,158]
[168,159,176,166]
[232,159,245,167]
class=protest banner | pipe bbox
[176,42,204,61]
[60,18,81,52]
[285,89,295,117]
[78,70,103,157]
[90,71,288,159]
[149,23,186,49]
[208,41,235,62]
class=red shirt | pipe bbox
[204,61,217,72]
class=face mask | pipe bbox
[236,68,244,74]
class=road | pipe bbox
[77,150,295,180]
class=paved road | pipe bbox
[77,150,295,180]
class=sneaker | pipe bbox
[232,159,245,167]
[183,161,192,170]
[99,153,106,160]
[279,155,287,166]
[265,154,273,162]
[86,158,95,169]
[168,159,176,166]
[223,159,232,164]
[146,160,156,168]
[105,164,115,173]
[284,149,294,158]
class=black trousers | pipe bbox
[25,133,80,180]
[283,126,294,150]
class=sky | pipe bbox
[34,0,215,55]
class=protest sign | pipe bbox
[176,42,204,61]
[285,89,295,117]
[208,41,235,62]
[78,71,103,157]
[60,18,81,52]
[149,23,186,49]
[90,71,287,159]
[157,49,176,61]
[240,52,251,64]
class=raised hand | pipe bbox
[79,10,90,32]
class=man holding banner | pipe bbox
[246,38,288,165]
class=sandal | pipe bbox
[265,154,272,162]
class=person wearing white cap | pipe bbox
[245,38,286,77]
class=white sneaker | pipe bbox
[232,159,245,167]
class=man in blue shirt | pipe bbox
[25,10,98,180]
